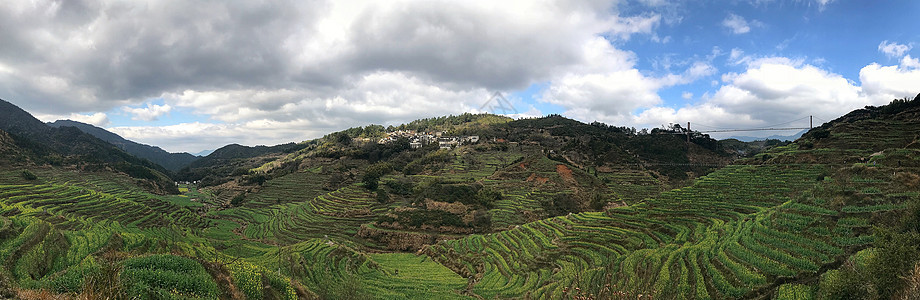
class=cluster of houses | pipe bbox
[377,130,480,149]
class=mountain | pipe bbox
[192,149,214,157]
[176,142,308,185]
[725,129,808,142]
[0,99,178,194]
[48,120,198,172]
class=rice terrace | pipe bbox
[1,1,919,299]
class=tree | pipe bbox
[230,193,246,206]
[325,172,345,190]
[541,193,580,217]
[471,210,492,232]
[362,162,393,190]
[475,187,502,209]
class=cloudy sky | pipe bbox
[2,0,919,153]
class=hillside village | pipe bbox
[376,129,480,149]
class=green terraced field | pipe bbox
[425,163,894,298]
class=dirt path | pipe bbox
[556,164,576,185]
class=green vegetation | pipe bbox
[121,254,219,299]
[0,96,919,298]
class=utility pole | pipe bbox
[686,122,691,143]
[810,115,813,129]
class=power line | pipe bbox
[697,127,810,133]
[691,116,812,131]
[761,116,811,128]
[658,127,809,135]
[658,116,816,135]
[689,122,731,130]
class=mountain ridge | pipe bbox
[48,120,199,172]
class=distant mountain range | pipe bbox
[724,129,808,142]
[193,149,215,157]
[48,120,199,172]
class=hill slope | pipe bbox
[48,120,199,172]
[0,99,177,194]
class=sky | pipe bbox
[2,0,919,154]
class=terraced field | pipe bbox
[227,183,382,247]
[0,172,210,231]
[242,169,333,209]
[598,168,668,204]
[260,239,468,299]
[425,163,900,298]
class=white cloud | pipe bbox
[163,71,491,125]
[2,1,906,151]
[859,61,920,102]
[0,0,676,151]
[123,103,172,121]
[722,13,752,34]
[728,48,747,65]
[685,62,718,81]
[634,104,761,130]
[35,112,110,127]
[606,13,661,40]
[682,92,693,100]
[709,62,865,119]
[749,0,837,9]
[541,69,663,122]
[502,106,544,120]
[108,122,322,153]
[878,40,912,58]
[538,35,717,125]
[629,58,895,138]
[901,55,920,69]
[814,0,836,9]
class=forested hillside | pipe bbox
[0,99,177,194]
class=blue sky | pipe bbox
[2,0,919,153]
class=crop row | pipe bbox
[428,164,844,298]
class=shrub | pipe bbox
[244,173,269,185]
[377,209,466,228]
[20,170,37,181]
[541,193,580,217]
[471,210,492,232]
[810,128,830,140]
[818,231,920,299]
[120,255,219,299]
[376,189,390,204]
[475,188,502,208]
[384,178,413,196]
[775,283,813,300]
[231,193,246,206]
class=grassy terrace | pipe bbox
[425,163,903,298]
[220,176,384,248]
